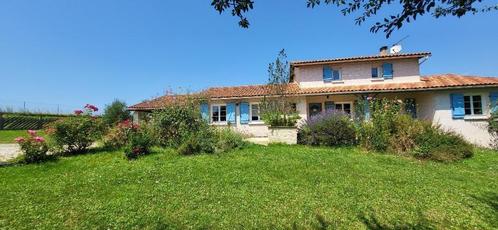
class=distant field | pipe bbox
[0,130,46,144]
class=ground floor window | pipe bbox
[335,102,352,114]
[309,103,322,117]
[212,105,227,122]
[464,95,483,115]
[251,104,261,121]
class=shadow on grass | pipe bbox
[468,192,498,226]
[357,211,435,230]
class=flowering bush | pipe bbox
[15,130,50,163]
[46,105,104,154]
[124,127,153,160]
[298,110,357,146]
[103,120,140,149]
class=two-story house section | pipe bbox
[129,48,498,147]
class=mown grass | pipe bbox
[0,145,496,229]
[0,130,46,144]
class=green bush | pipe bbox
[177,128,217,155]
[215,128,248,152]
[413,124,473,162]
[46,108,104,154]
[15,130,51,163]
[149,98,208,148]
[103,120,139,149]
[261,110,300,127]
[124,128,153,160]
[102,100,131,126]
[488,110,498,149]
[356,98,473,162]
[298,110,356,146]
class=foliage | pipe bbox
[103,120,140,149]
[212,0,497,37]
[487,110,498,149]
[0,130,46,144]
[177,127,247,155]
[260,49,300,127]
[414,123,473,162]
[45,105,104,154]
[357,98,402,152]
[15,130,50,163]
[357,98,473,162]
[0,145,496,229]
[215,128,248,152]
[149,97,208,147]
[298,110,357,146]
[124,127,153,160]
[102,100,131,126]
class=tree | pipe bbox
[102,100,132,126]
[260,49,300,127]
[211,0,498,37]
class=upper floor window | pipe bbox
[371,67,379,78]
[212,105,227,122]
[464,95,483,115]
[323,66,341,82]
[250,104,261,121]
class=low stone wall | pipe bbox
[268,127,297,144]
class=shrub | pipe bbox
[149,97,208,147]
[102,100,131,126]
[413,124,473,162]
[215,128,248,152]
[488,110,498,149]
[46,105,104,154]
[261,110,300,127]
[177,128,217,155]
[357,98,402,152]
[103,120,139,149]
[124,128,153,160]
[15,130,50,163]
[298,110,356,146]
[388,115,425,154]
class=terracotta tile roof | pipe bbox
[291,52,431,66]
[128,74,498,110]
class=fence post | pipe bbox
[38,115,43,130]
[0,113,4,130]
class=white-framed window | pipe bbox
[250,103,261,121]
[371,67,380,78]
[211,104,227,123]
[334,102,352,115]
[464,95,483,116]
[323,66,342,82]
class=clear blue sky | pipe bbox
[1,0,497,113]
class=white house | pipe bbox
[129,48,498,147]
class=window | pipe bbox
[464,95,483,115]
[371,67,379,78]
[382,63,393,79]
[212,105,227,122]
[309,103,322,117]
[334,102,352,115]
[323,66,341,82]
[250,104,260,121]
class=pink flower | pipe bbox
[74,110,83,115]
[14,137,25,143]
[34,136,45,142]
[84,104,98,112]
[27,130,37,136]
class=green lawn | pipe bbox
[0,145,496,229]
[0,130,46,143]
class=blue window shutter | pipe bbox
[371,68,378,78]
[323,66,333,82]
[227,103,236,124]
[333,70,341,81]
[450,93,465,119]
[200,103,209,122]
[382,63,393,79]
[240,102,250,124]
[490,92,498,113]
